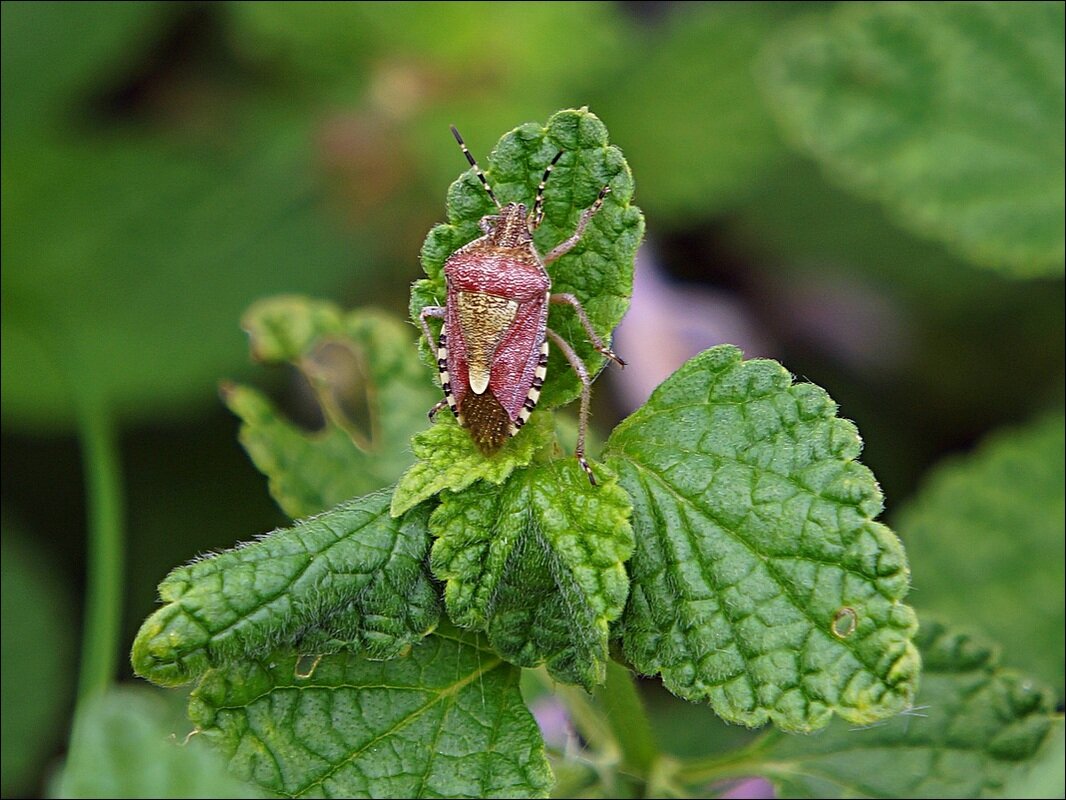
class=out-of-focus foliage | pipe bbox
[1,3,371,432]
[762,2,1065,277]
[897,413,1066,692]
[52,686,255,798]
[225,297,438,518]
[0,517,75,797]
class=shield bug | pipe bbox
[418,125,624,484]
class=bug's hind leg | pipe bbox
[549,293,625,367]
[546,328,597,485]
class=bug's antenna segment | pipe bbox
[450,125,501,209]
[531,150,564,230]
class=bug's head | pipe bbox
[486,202,533,247]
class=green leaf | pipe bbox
[429,459,633,689]
[1004,718,1066,800]
[761,2,1065,277]
[1,3,368,432]
[594,3,793,218]
[52,686,255,799]
[132,489,438,687]
[411,107,643,412]
[896,413,1065,693]
[390,411,554,517]
[1,516,75,796]
[224,298,439,518]
[740,620,1059,798]
[188,633,553,799]
[605,345,919,733]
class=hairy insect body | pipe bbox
[420,126,623,483]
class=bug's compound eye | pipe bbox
[478,215,498,234]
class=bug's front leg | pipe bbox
[543,185,611,264]
[546,328,597,485]
[550,293,625,368]
[419,306,454,420]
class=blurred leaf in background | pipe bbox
[1,516,76,797]
[761,1,1065,277]
[897,413,1066,694]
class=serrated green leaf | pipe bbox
[225,298,438,518]
[604,345,919,733]
[737,620,1058,798]
[429,460,633,689]
[1,516,75,796]
[132,490,438,687]
[390,411,554,517]
[52,686,256,799]
[896,413,1065,693]
[412,107,643,412]
[188,634,552,799]
[761,2,1065,276]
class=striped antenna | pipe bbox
[531,150,564,229]
[450,125,500,209]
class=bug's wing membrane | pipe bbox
[489,299,549,424]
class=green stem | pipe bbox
[594,659,659,778]
[75,396,125,702]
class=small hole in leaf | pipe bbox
[831,607,858,638]
[295,653,323,679]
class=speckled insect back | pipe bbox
[418,126,624,483]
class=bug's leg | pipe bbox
[543,185,611,264]
[546,328,597,485]
[419,306,456,419]
[427,399,448,421]
[549,293,626,368]
[530,150,564,230]
[450,125,501,209]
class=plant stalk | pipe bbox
[75,396,125,702]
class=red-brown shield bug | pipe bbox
[418,125,625,484]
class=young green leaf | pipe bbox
[897,412,1065,692]
[226,298,438,518]
[734,620,1059,798]
[53,687,255,799]
[429,459,633,689]
[390,411,554,517]
[411,107,644,411]
[605,345,919,733]
[761,2,1065,277]
[188,633,552,799]
[132,489,438,688]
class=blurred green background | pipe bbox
[2,2,1062,796]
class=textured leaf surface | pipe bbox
[411,107,643,411]
[745,620,1058,798]
[189,633,552,799]
[1003,718,1065,799]
[390,411,554,517]
[605,345,919,732]
[430,460,633,689]
[53,687,254,799]
[761,2,1065,276]
[225,298,438,518]
[897,413,1065,692]
[132,490,438,687]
